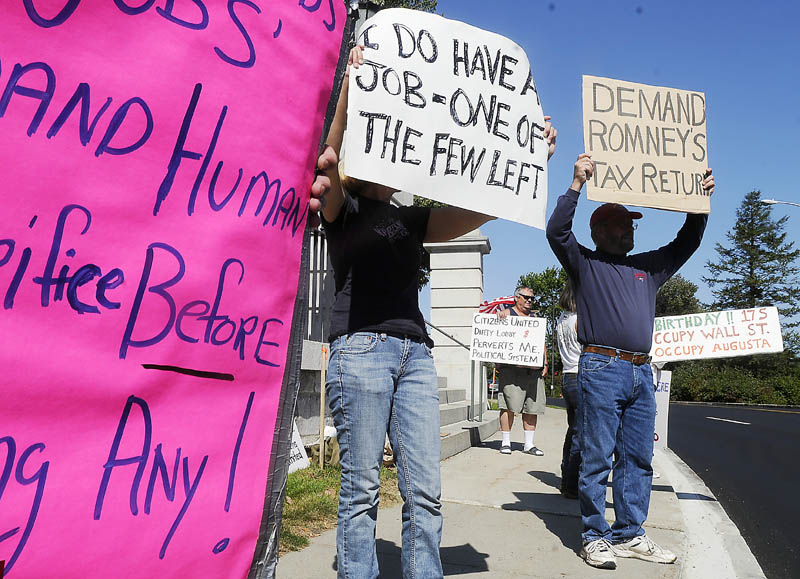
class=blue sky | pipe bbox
[420,0,800,312]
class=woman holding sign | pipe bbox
[313,45,557,578]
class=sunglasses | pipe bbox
[517,295,535,301]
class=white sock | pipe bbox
[501,431,511,447]
[524,430,535,450]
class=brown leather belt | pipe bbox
[583,345,652,366]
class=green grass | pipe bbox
[280,463,401,553]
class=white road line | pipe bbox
[706,416,751,425]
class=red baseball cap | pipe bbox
[589,203,643,229]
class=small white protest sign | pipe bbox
[470,313,547,367]
[650,307,784,363]
[582,75,710,214]
[653,368,671,450]
[345,8,549,229]
[288,420,310,474]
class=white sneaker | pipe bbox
[581,538,617,569]
[610,534,676,564]
[499,444,512,454]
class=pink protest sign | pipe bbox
[0,2,344,577]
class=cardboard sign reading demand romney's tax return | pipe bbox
[650,307,784,363]
[582,75,710,213]
[344,9,549,229]
[470,313,547,367]
[0,2,344,577]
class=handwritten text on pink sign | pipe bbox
[0,2,343,577]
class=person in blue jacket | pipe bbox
[546,153,714,570]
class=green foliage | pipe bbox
[668,190,800,403]
[417,244,431,289]
[412,197,447,289]
[655,274,702,317]
[413,196,447,209]
[669,354,800,405]
[280,464,342,552]
[379,0,438,12]
[516,266,568,321]
[703,190,800,351]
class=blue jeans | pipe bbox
[577,352,656,544]
[560,372,580,494]
[327,333,443,579]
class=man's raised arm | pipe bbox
[546,153,594,277]
[648,168,715,283]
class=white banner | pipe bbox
[345,8,549,228]
[653,368,671,450]
[470,313,547,367]
[650,307,784,362]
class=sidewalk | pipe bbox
[277,406,764,578]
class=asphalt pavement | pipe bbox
[669,403,800,579]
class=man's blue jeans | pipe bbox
[327,333,443,579]
[577,351,656,544]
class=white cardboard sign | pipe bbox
[650,307,784,363]
[582,75,710,214]
[653,368,671,450]
[288,420,310,474]
[470,313,547,367]
[345,8,549,228]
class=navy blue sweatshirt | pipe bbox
[546,189,707,353]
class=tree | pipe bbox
[655,274,702,317]
[703,190,800,350]
[517,267,569,323]
[412,197,445,289]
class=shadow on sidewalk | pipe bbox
[347,540,490,577]
[500,491,598,555]
[528,469,563,490]
[501,493,583,554]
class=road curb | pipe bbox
[655,447,766,579]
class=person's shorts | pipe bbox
[497,366,546,415]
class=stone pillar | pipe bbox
[425,229,491,390]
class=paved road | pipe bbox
[669,403,800,579]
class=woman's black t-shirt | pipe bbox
[322,194,432,345]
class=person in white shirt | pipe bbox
[556,282,581,498]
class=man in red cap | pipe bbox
[546,153,714,570]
